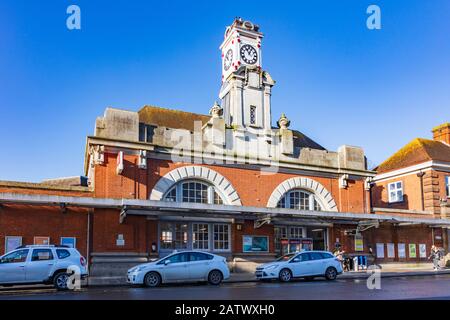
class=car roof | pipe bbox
[16,245,72,249]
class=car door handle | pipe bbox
[19,265,25,268]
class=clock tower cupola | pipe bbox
[218,18,275,132]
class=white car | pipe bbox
[255,250,343,282]
[127,251,230,287]
[0,245,88,290]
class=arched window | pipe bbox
[277,189,322,211]
[164,180,224,205]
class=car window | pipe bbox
[0,249,29,264]
[31,249,54,261]
[320,252,334,259]
[189,252,213,261]
[276,253,296,262]
[310,252,324,260]
[291,253,311,262]
[163,253,189,264]
[56,249,71,259]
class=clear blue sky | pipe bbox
[1,1,449,182]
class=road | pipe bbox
[1,274,450,300]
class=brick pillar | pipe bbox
[423,171,441,214]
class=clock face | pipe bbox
[223,49,233,71]
[240,44,258,65]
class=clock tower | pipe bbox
[218,18,275,132]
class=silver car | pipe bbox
[0,245,88,290]
[127,250,230,287]
[255,250,343,282]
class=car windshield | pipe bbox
[276,253,296,262]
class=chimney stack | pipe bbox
[432,122,450,145]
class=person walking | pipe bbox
[334,247,346,270]
[429,245,442,271]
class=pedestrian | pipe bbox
[333,246,346,270]
[428,245,442,271]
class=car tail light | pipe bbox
[80,257,86,267]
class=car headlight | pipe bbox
[264,265,278,271]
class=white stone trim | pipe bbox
[149,166,242,206]
[267,177,338,212]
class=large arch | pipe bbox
[149,166,242,205]
[267,177,338,212]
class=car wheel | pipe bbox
[53,272,70,291]
[325,267,337,281]
[144,272,161,287]
[279,268,292,282]
[208,270,223,285]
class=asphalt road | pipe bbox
[2,274,450,300]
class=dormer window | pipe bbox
[388,181,403,203]
[250,106,256,125]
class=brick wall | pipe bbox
[0,204,89,256]
[232,220,275,254]
[91,209,152,254]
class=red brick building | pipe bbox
[1,19,449,280]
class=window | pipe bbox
[295,253,311,262]
[309,252,324,260]
[138,123,156,143]
[388,181,403,203]
[189,252,213,261]
[160,222,188,250]
[0,249,29,264]
[159,253,189,264]
[165,188,177,202]
[213,224,230,251]
[183,181,208,203]
[56,249,71,259]
[193,223,209,250]
[320,252,334,259]
[164,180,224,205]
[290,227,304,239]
[174,223,188,249]
[31,249,54,261]
[446,176,450,197]
[277,189,322,211]
[249,106,256,125]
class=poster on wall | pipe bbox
[5,236,22,253]
[398,243,406,258]
[61,237,76,248]
[409,244,417,258]
[387,243,395,258]
[376,243,384,258]
[419,244,427,258]
[34,236,50,245]
[354,235,364,252]
[243,236,268,252]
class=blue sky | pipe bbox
[0,1,449,182]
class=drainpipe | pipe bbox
[417,171,425,211]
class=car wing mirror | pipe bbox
[292,258,300,263]
[164,260,171,265]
